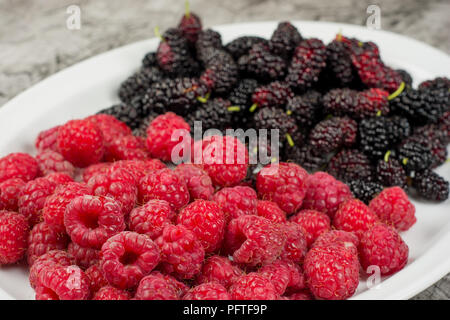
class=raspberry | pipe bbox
[304,244,359,300]
[98,103,144,132]
[93,286,130,300]
[269,21,302,59]
[286,290,314,300]
[138,168,190,211]
[146,112,192,162]
[413,169,449,201]
[183,282,231,300]
[289,209,331,247]
[104,135,149,161]
[348,180,383,204]
[57,119,105,168]
[85,263,108,293]
[85,114,132,145]
[174,163,214,200]
[29,249,74,288]
[369,187,416,231]
[359,223,409,275]
[36,150,75,178]
[200,135,249,187]
[259,260,305,295]
[27,222,69,265]
[110,159,166,183]
[256,200,286,223]
[45,172,74,186]
[101,231,160,289]
[256,162,308,214]
[134,272,188,300]
[18,177,57,226]
[225,36,267,60]
[0,211,28,265]
[0,153,38,183]
[280,222,307,263]
[200,48,239,95]
[64,195,126,249]
[67,242,100,269]
[128,199,175,240]
[155,224,205,280]
[309,117,357,155]
[302,172,353,218]
[35,265,90,300]
[327,149,373,183]
[87,167,137,215]
[196,255,243,289]
[333,199,379,239]
[35,126,60,152]
[212,186,257,221]
[177,200,226,253]
[312,230,359,253]
[251,81,294,110]
[224,215,284,267]
[0,178,25,211]
[82,163,111,183]
[229,273,279,300]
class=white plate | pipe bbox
[0,21,449,300]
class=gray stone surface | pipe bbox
[0,0,449,299]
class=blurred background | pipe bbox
[0,0,449,299]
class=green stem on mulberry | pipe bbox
[388,82,405,100]
[384,150,391,162]
[185,0,190,18]
[249,103,258,112]
[285,133,294,147]
[376,110,382,116]
[154,26,164,41]
[402,157,409,166]
[197,92,210,103]
[227,106,241,112]
[286,110,292,116]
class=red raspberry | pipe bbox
[289,209,331,247]
[302,171,353,218]
[0,211,28,265]
[0,178,25,211]
[212,186,257,221]
[286,290,313,300]
[29,249,74,288]
[85,114,132,145]
[87,167,137,215]
[68,242,100,269]
[35,265,90,300]
[155,224,205,280]
[85,263,108,293]
[229,273,279,300]
[104,135,149,162]
[259,260,305,295]
[224,215,285,267]
[57,119,105,168]
[45,172,74,186]
[110,159,166,183]
[35,125,60,152]
[183,282,231,300]
[333,199,379,239]
[369,186,416,231]
[82,162,111,183]
[101,231,160,289]
[312,230,359,253]
[174,163,214,200]
[200,135,249,187]
[359,223,409,275]
[64,195,125,249]
[138,168,189,211]
[256,200,287,223]
[128,199,175,240]
[146,112,192,162]
[0,153,38,183]
[177,200,226,253]
[18,177,57,226]
[43,182,91,232]
[196,255,243,289]
[27,222,69,265]
[304,244,360,300]
[280,222,307,263]
[36,150,75,177]
[256,162,308,214]
[93,286,130,300]
[134,272,188,300]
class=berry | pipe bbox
[85,114,132,144]
[289,209,331,247]
[229,273,279,300]
[212,186,257,221]
[0,178,25,211]
[406,133,447,169]
[64,195,126,249]
[269,21,302,59]
[29,250,74,288]
[174,163,214,200]
[225,36,268,60]
[251,81,294,110]
[302,172,353,218]
[93,286,130,300]
[82,163,111,183]
[396,69,413,87]
[27,222,69,265]
[97,103,143,131]
[386,116,411,144]
[327,149,373,183]
[134,272,188,300]
[256,162,308,214]
[195,29,223,61]
[196,255,243,289]
[200,48,239,95]
[309,117,357,155]
[280,222,307,263]
[45,172,73,186]
[142,51,157,68]
[35,126,60,152]
[155,224,205,280]
[0,211,28,265]
[283,144,327,172]
[358,88,390,118]
[110,159,166,183]
[304,243,359,300]
[57,119,105,168]
[324,40,354,86]
[256,200,286,223]
[413,169,449,201]
[146,112,192,162]
[183,282,231,300]
[227,78,259,128]
[286,290,314,300]
[177,200,226,253]
[178,10,202,45]
[101,231,160,289]
[85,263,108,293]
[312,230,359,252]
[359,117,393,160]
[104,135,149,161]
[396,140,433,174]
[138,168,190,211]
[359,223,409,275]
[185,98,233,133]
[259,260,304,295]
[285,90,323,129]
[369,187,416,231]
[253,106,298,142]
[419,76,450,92]
[348,180,383,204]
[224,215,285,267]
[376,156,408,189]
[0,153,38,183]
[118,66,163,104]
[19,177,57,226]
[128,199,175,240]
[333,199,379,239]
[36,150,75,178]
[67,242,100,269]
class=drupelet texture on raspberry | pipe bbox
[85,114,132,146]
[92,286,130,300]
[0,211,28,265]
[67,242,100,270]
[0,178,25,211]
[312,230,359,253]
[134,271,189,300]
[45,172,74,186]
[212,186,257,221]
[36,150,75,178]
[35,126,60,152]
[174,163,214,200]
[27,222,69,265]
[256,200,287,223]
[183,282,231,300]
[29,249,74,288]
[85,263,108,294]
[196,255,243,289]
[333,199,379,239]
[109,159,166,183]
[19,177,57,226]
[229,273,279,300]
[104,135,149,162]
[280,222,307,263]
[82,163,111,183]
[259,260,305,295]
[289,209,331,247]
[0,153,38,183]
